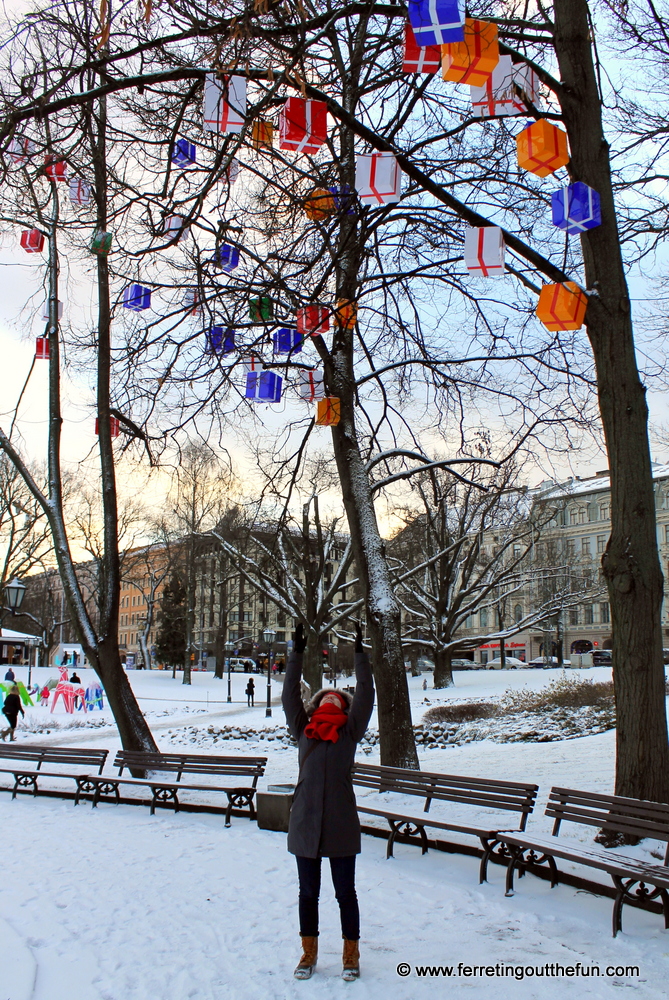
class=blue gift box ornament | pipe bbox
[245,371,283,403]
[211,244,240,272]
[206,327,235,355]
[171,138,197,168]
[329,185,355,215]
[408,0,465,46]
[122,283,151,312]
[551,182,601,234]
[273,327,303,355]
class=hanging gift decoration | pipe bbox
[335,299,357,329]
[203,74,247,134]
[242,354,262,375]
[402,21,441,73]
[470,56,541,118]
[252,120,274,150]
[329,185,356,215]
[279,98,328,154]
[171,138,197,168]
[273,327,303,355]
[44,155,68,182]
[245,370,283,402]
[249,297,273,322]
[41,300,63,320]
[463,226,505,276]
[90,230,113,255]
[20,229,45,253]
[304,188,336,221]
[407,0,465,46]
[355,152,402,206]
[163,215,190,242]
[206,326,235,355]
[211,244,240,271]
[441,19,499,87]
[95,416,120,438]
[226,158,240,185]
[8,136,35,164]
[122,284,151,312]
[516,120,569,177]
[35,337,49,359]
[69,177,92,206]
[551,182,601,234]
[297,305,329,337]
[299,369,326,402]
[536,282,587,331]
[315,397,341,426]
[183,288,201,314]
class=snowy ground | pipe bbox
[3,665,669,999]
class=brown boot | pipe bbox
[294,936,318,980]
[342,938,360,981]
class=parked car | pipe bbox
[592,650,612,666]
[228,657,255,672]
[526,656,572,669]
[451,658,477,670]
[485,656,525,669]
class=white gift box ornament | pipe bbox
[355,152,402,206]
[470,56,542,117]
[298,370,326,402]
[41,300,63,320]
[203,74,247,134]
[242,355,263,376]
[69,177,92,206]
[8,136,36,164]
[463,226,505,276]
[163,215,190,242]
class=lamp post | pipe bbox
[224,640,234,703]
[262,626,276,718]
[3,577,27,682]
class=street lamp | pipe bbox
[4,577,26,612]
[224,640,234,703]
[262,626,276,718]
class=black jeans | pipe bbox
[296,855,359,940]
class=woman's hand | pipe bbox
[294,623,307,654]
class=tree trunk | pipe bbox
[554,0,669,801]
[94,644,158,752]
[499,635,506,670]
[433,647,454,689]
[304,629,322,696]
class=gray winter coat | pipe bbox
[282,649,375,858]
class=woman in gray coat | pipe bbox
[282,622,374,982]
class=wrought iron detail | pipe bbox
[12,773,38,799]
[225,789,256,827]
[386,819,428,859]
[479,837,514,883]
[504,845,559,896]
[92,780,121,807]
[150,785,179,815]
[611,875,669,937]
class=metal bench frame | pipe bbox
[0,745,109,798]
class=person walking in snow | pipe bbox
[1,684,25,741]
[245,677,255,707]
[282,621,374,982]
[4,667,15,681]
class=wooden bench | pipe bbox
[76,750,267,826]
[352,762,538,881]
[0,745,109,798]
[496,787,669,936]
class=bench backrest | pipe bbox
[0,745,108,773]
[352,763,538,829]
[547,787,669,863]
[114,751,267,784]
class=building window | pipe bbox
[479,609,488,627]
[276,632,286,643]
[597,535,607,553]
[569,608,579,626]
[600,504,610,520]
[581,537,590,556]
[566,539,576,557]
[514,604,523,623]
[584,605,594,625]
[664,524,669,545]
[570,509,578,525]
[600,602,610,624]
[579,509,586,524]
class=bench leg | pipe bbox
[505,846,523,896]
[386,820,428,859]
[611,877,668,938]
[92,780,120,808]
[12,774,38,800]
[150,787,179,816]
[505,846,559,896]
[479,837,513,884]
[226,790,256,828]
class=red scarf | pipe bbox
[304,702,348,743]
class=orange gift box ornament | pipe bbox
[536,282,587,331]
[316,397,341,426]
[516,119,569,177]
[252,120,274,150]
[335,299,357,329]
[441,19,499,87]
[304,188,336,221]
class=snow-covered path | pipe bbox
[2,788,667,1000]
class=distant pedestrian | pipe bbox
[422,678,428,691]
[4,667,15,682]
[70,672,81,684]
[1,685,25,741]
[245,678,255,707]
[40,685,50,707]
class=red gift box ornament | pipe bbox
[203,74,247,134]
[463,226,505,276]
[279,97,328,154]
[20,229,45,253]
[95,416,120,438]
[44,155,68,182]
[355,153,402,206]
[35,337,49,359]
[402,21,441,73]
[297,305,330,338]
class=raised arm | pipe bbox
[282,625,309,738]
[347,624,375,743]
